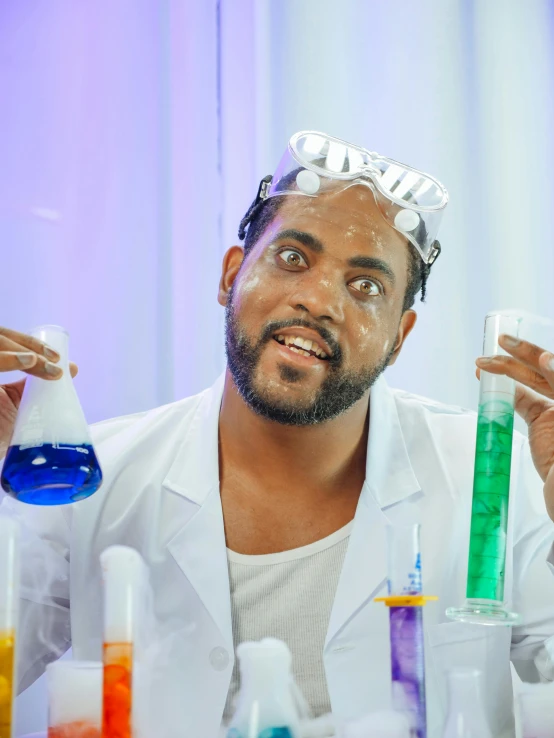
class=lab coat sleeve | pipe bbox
[510,436,554,680]
[0,492,72,692]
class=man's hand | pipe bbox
[476,334,554,520]
[0,327,78,458]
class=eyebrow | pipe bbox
[274,228,397,287]
[347,256,396,287]
[273,229,325,253]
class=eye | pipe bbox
[349,277,382,296]
[277,249,308,268]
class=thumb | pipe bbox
[1,377,27,409]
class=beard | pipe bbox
[224,288,395,426]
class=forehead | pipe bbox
[262,184,409,263]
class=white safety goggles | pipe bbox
[259,131,449,265]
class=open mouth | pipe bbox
[273,334,330,360]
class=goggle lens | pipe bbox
[293,133,444,209]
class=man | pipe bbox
[1,132,554,737]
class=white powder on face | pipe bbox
[236,273,261,295]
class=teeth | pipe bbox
[276,334,329,359]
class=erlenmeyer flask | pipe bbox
[441,670,492,738]
[226,638,301,738]
[0,325,102,505]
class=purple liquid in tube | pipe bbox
[389,606,426,738]
[385,524,427,738]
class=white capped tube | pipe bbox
[100,545,146,643]
[47,660,103,730]
[0,515,20,631]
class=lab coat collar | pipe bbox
[363,374,421,509]
[163,371,421,508]
[163,371,422,650]
[162,373,224,504]
[326,374,422,647]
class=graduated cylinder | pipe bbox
[467,314,520,603]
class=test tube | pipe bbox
[101,546,146,738]
[447,312,521,625]
[0,516,20,738]
[47,660,102,738]
[386,524,426,738]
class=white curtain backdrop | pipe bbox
[1,0,553,733]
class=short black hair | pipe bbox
[238,185,433,313]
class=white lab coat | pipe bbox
[2,373,554,738]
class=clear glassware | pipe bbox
[386,524,427,738]
[447,312,521,625]
[1,325,102,505]
[0,515,19,738]
[226,639,301,738]
[47,660,102,738]
[441,670,492,738]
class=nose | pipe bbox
[287,271,345,324]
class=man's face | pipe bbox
[221,184,416,425]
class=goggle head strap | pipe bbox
[238,175,273,241]
[428,240,441,265]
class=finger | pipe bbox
[0,334,62,379]
[0,351,38,372]
[69,361,79,378]
[513,382,553,426]
[0,326,60,362]
[498,334,549,373]
[1,377,27,408]
[538,350,554,394]
[475,355,554,400]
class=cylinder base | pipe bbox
[446,599,519,626]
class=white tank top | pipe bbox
[224,521,353,721]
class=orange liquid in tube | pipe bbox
[0,631,15,738]
[102,643,133,738]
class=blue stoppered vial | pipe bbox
[0,325,102,505]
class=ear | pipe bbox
[387,309,417,366]
[218,246,245,307]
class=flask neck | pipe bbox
[31,325,70,372]
[232,642,298,732]
[239,657,291,698]
[443,670,491,738]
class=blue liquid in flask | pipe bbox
[1,443,102,505]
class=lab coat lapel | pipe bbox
[163,375,234,650]
[326,376,422,647]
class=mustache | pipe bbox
[259,318,342,365]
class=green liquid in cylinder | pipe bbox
[466,398,514,601]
